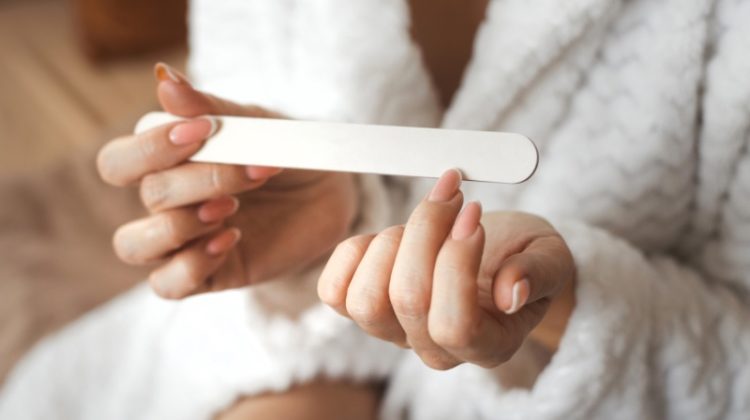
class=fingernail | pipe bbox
[198,196,240,224]
[428,169,462,202]
[451,201,482,240]
[154,62,189,85]
[206,228,241,256]
[505,278,530,315]
[169,117,218,146]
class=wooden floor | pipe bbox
[0,0,186,172]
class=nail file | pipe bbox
[134,112,538,184]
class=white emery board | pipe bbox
[135,112,538,184]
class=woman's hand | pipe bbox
[318,170,576,369]
[97,63,359,299]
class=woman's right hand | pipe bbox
[97,63,360,299]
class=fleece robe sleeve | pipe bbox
[380,1,750,417]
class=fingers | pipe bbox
[428,202,511,366]
[100,63,284,188]
[97,117,217,187]
[140,162,267,212]
[113,196,239,265]
[100,63,285,191]
[155,62,284,119]
[318,234,376,316]
[149,227,241,299]
[346,226,407,345]
[319,181,572,370]
[429,204,484,349]
[389,169,464,369]
[492,234,575,315]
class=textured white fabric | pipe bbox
[0,175,402,420]
[2,0,750,418]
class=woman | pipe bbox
[1,0,749,418]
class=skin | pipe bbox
[408,0,490,107]
[97,0,577,417]
[318,170,576,370]
[98,67,359,299]
[214,381,381,420]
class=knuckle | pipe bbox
[418,350,460,371]
[336,235,370,261]
[374,225,404,247]
[390,286,429,319]
[136,132,160,165]
[409,192,463,224]
[435,259,465,281]
[346,293,388,327]
[208,164,233,196]
[208,164,223,195]
[317,275,345,308]
[407,208,439,230]
[430,321,476,351]
[318,236,372,307]
[318,275,346,310]
[406,210,454,238]
[140,174,169,211]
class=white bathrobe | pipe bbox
[2,0,750,418]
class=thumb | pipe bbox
[491,235,575,315]
[154,62,281,118]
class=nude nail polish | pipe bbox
[198,196,240,224]
[169,117,218,146]
[451,201,482,240]
[206,228,241,256]
[428,168,462,202]
[505,278,530,314]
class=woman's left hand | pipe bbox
[318,169,576,369]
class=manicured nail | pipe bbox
[198,196,240,224]
[505,278,530,315]
[428,169,462,202]
[154,62,189,84]
[451,201,482,240]
[169,117,218,146]
[206,228,241,256]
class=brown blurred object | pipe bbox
[0,0,185,383]
[0,0,186,172]
[71,0,188,60]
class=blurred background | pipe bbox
[0,0,188,382]
[0,0,186,170]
